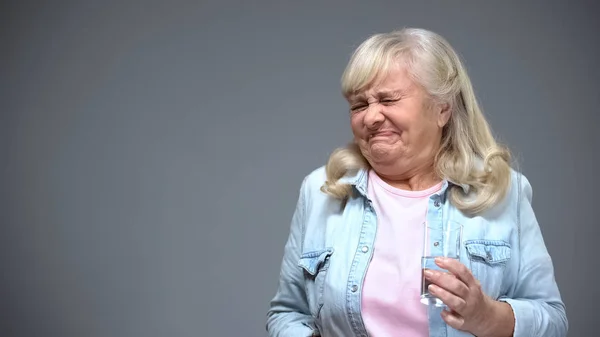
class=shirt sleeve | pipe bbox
[498,173,568,337]
[266,176,317,337]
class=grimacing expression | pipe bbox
[348,64,451,177]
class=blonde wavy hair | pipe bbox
[321,28,512,215]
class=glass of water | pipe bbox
[420,220,463,307]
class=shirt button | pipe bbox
[361,246,369,253]
[351,285,358,292]
[433,242,439,247]
[434,200,441,207]
[486,252,493,261]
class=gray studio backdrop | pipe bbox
[1,1,598,336]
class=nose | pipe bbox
[364,103,385,130]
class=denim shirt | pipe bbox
[266,166,567,337]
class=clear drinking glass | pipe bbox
[420,220,463,307]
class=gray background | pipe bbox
[1,1,598,336]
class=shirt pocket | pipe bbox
[465,240,511,300]
[298,247,334,319]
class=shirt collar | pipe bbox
[341,168,470,200]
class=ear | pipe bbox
[436,102,451,128]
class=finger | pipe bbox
[435,257,477,287]
[441,309,465,331]
[428,284,467,313]
[424,269,469,299]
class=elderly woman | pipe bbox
[266,28,567,337]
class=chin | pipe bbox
[367,144,398,158]
[364,152,398,167]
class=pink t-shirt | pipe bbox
[361,170,442,337]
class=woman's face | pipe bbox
[348,63,451,180]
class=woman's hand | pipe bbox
[424,257,515,337]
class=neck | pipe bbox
[375,166,441,191]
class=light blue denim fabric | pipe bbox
[266,166,567,337]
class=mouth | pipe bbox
[369,131,396,139]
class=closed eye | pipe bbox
[350,104,368,113]
[349,97,400,113]
[381,98,400,105]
